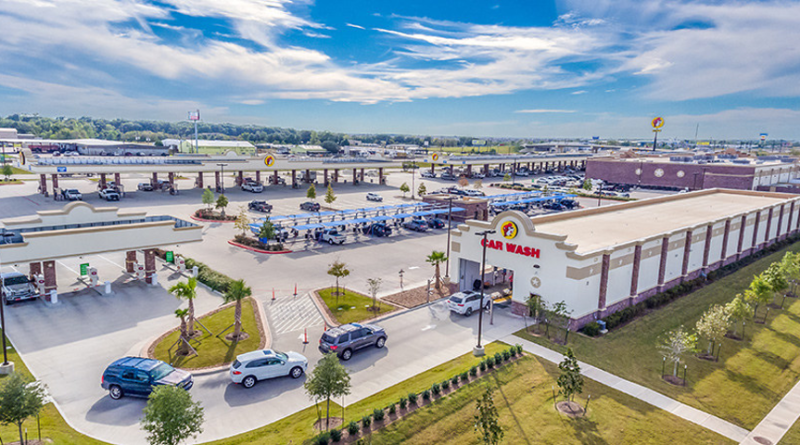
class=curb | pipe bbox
[309,288,405,328]
[227,239,292,255]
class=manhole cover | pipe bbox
[754,436,773,445]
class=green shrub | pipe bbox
[479,361,487,372]
[470,366,478,377]
[441,379,450,390]
[399,396,408,409]
[486,357,495,368]
[509,346,517,357]
[461,371,470,381]
[330,428,342,442]
[494,352,503,363]
[347,421,360,436]
[315,431,330,445]
[422,389,431,400]
[388,403,396,415]
[431,382,441,396]
[583,321,601,337]
[451,375,459,386]
[373,408,385,422]
[502,350,511,361]
[408,392,418,405]
[361,415,372,428]
[515,344,523,355]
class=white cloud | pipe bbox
[515,109,576,113]
[570,90,587,95]
[346,23,365,30]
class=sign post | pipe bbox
[651,117,664,151]
[79,263,89,277]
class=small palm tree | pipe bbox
[168,277,198,337]
[223,279,252,341]
[175,308,190,356]
[427,251,448,290]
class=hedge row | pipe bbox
[233,234,286,252]
[584,233,800,335]
[153,249,235,293]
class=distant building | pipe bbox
[162,139,256,156]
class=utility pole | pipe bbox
[444,196,454,278]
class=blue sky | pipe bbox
[1,0,799,140]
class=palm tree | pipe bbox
[175,308,190,356]
[426,251,448,290]
[223,279,252,341]
[168,277,198,337]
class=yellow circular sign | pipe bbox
[501,221,518,239]
[431,153,439,161]
[651,117,664,129]
[264,155,275,167]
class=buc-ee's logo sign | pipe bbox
[431,153,439,161]
[501,221,517,239]
[264,155,276,167]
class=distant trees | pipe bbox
[321,141,339,153]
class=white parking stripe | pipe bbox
[266,294,325,335]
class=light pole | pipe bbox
[474,229,496,356]
[444,196,455,278]
[411,159,416,200]
[216,163,228,193]
[0,257,11,372]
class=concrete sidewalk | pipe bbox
[507,335,750,443]
[740,378,800,445]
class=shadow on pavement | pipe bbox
[86,396,146,426]
[223,374,307,407]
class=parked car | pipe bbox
[99,188,120,201]
[403,219,429,232]
[363,222,392,237]
[61,189,82,201]
[470,172,485,179]
[248,200,273,213]
[319,323,387,361]
[242,182,264,193]
[446,291,490,316]
[515,169,531,177]
[300,201,321,212]
[229,349,308,388]
[137,183,153,192]
[270,176,286,185]
[366,193,383,202]
[319,228,346,245]
[425,217,446,229]
[101,357,193,400]
[421,171,436,178]
[1,272,37,305]
[440,172,456,181]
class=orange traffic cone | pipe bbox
[272,288,276,301]
[294,283,297,297]
[303,328,309,344]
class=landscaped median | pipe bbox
[149,297,266,370]
[516,240,800,431]
[228,234,291,254]
[313,287,400,326]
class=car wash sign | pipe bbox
[480,220,541,259]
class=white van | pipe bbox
[1,272,37,305]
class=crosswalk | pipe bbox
[266,293,325,335]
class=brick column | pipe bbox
[273,170,279,186]
[353,168,357,183]
[681,230,693,278]
[334,169,339,183]
[630,244,642,297]
[291,170,297,187]
[737,214,747,259]
[168,172,175,190]
[360,168,365,182]
[378,167,384,184]
[43,260,57,294]
[702,225,713,270]
[751,211,761,250]
[236,171,243,186]
[197,172,204,188]
[126,250,137,273]
[484,164,490,175]
[324,169,329,186]
[114,172,121,188]
[100,173,107,189]
[777,204,785,240]
[658,236,670,288]
[144,249,156,284]
[39,174,47,195]
[255,171,261,183]
[763,207,773,246]
[151,172,158,188]
[430,164,435,175]
[721,219,731,263]
[29,262,41,281]
[598,253,610,310]
[215,171,221,191]
[466,165,472,175]
[305,169,311,183]
[51,174,59,190]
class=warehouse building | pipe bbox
[450,189,800,328]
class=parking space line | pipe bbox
[97,255,125,270]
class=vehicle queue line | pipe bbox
[489,193,575,208]
[486,191,543,202]
[257,202,434,226]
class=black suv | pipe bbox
[101,357,193,400]
[363,222,392,237]
[300,201,321,212]
[319,323,388,361]
[249,200,273,212]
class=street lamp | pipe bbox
[444,196,455,278]
[411,159,416,200]
[216,163,228,193]
[474,229,496,356]
[0,257,11,372]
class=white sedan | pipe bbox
[366,192,383,202]
[229,349,308,389]
[446,291,490,316]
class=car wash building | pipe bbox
[450,189,800,328]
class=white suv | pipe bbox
[230,349,308,389]
[447,291,490,316]
[242,181,264,193]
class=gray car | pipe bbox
[318,323,387,361]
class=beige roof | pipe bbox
[533,190,793,254]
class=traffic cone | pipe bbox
[294,283,297,297]
[272,288,276,301]
[303,328,309,344]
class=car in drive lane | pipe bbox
[230,349,308,389]
[101,357,193,400]
[319,323,387,361]
[447,291,490,316]
[248,200,273,213]
[300,201,321,212]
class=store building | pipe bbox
[450,189,800,328]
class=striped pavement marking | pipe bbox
[266,293,325,335]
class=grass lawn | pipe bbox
[318,287,397,325]
[781,418,800,444]
[0,333,109,444]
[153,299,261,369]
[516,242,800,430]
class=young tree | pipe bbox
[1,164,12,181]
[746,274,774,318]
[223,279,252,341]
[324,184,336,206]
[168,277,199,337]
[174,308,191,355]
[234,206,251,235]
[503,173,511,182]
[201,188,215,210]
[399,182,410,197]
[557,348,583,402]
[426,251,448,290]
[659,326,697,377]
[458,177,469,188]
[259,217,276,244]
[304,352,351,431]
[526,294,547,333]
[307,183,316,200]
[695,304,731,355]
[367,277,382,311]
[141,385,204,445]
[551,300,573,343]
[582,179,593,192]
[780,252,800,296]
[327,260,350,299]
[474,387,504,445]
[473,179,483,190]
[215,194,229,217]
[725,294,754,338]
[763,262,789,306]
[0,373,47,445]
[418,182,427,197]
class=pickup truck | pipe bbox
[99,188,121,201]
[318,228,346,245]
[248,200,273,212]
[62,189,82,201]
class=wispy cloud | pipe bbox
[570,90,587,95]
[346,23,365,30]
[515,109,576,113]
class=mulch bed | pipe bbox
[192,209,236,222]
[663,375,686,386]
[382,282,457,309]
[696,353,717,362]
[556,400,586,418]
[228,239,292,255]
[724,332,743,341]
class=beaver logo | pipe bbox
[501,221,517,239]
[264,155,275,167]
[431,153,439,161]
